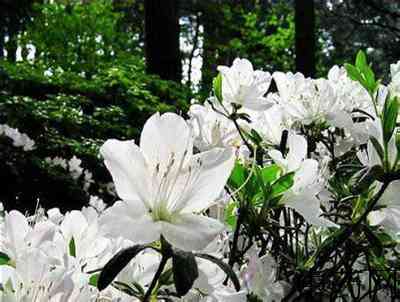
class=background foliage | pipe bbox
[0,0,399,213]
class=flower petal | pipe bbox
[286,133,307,170]
[175,147,235,213]
[287,194,338,228]
[100,201,161,245]
[161,214,225,251]
[100,139,151,205]
[3,211,31,259]
[140,112,193,173]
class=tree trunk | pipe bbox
[144,0,182,82]
[295,0,315,77]
[0,30,4,59]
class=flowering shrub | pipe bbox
[1,51,400,301]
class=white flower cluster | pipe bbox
[0,206,283,302]
[45,155,94,191]
[1,56,400,301]
[0,124,35,151]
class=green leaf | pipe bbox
[159,267,174,286]
[270,172,295,198]
[349,165,384,194]
[172,249,199,297]
[383,97,399,144]
[195,253,241,291]
[69,237,76,257]
[0,252,10,265]
[97,245,147,291]
[113,281,141,296]
[355,50,367,71]
[228,162,247,189]
[89,273,100,287]
[249,129,263,145]
[261,164,281,184]
[345,63,364,85]
[224,201,237,229]
[369,136,385,163]
[364,225,384,256]
[213,73,223,103]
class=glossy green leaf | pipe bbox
[261,164,281,184]
[89,273,100,287]
[270,172,295,198]
[69,237,76,257]
[213,73,223,103]
[0,252,10,265]
[383,97,399,144]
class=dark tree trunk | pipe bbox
[144,0,182,82]
[295,0,315,77]
[200,10,217,94]
[0,27,4,59]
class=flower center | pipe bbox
[150,204,173,223]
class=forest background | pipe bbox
[1,0,399,213]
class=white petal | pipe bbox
[287,194,338,228]
[368,210,386,226]
[100,139,151,204]
[269,150,287,171]
[292,159,318,191]
[388,134,398,169]
[176,148,235,213]
[241,96,274,111]
[161,214,225,251]
[326,110,354,129]
[100,201,160,245]
[60,210,88,242]
[286,133,307,170]
[3,211,30,259]
[140,112,193,173]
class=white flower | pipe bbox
[69,156,84,180]
[59,210,110,271]
[269,133,338,227]
[0,124,35,151]
[359,119,398,170]
[89,195,106,212]
[368,180,400,235]
[389,60,400,98]
[251,105,288,146]
[327,65,371,113]
[100,112,235,251]
[273,72,354,129]
[217,58,273,110]
[188,100,241,151]
[0,210,56,261]
[242,250,285,301]
[0,247,75,302]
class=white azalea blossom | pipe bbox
[241,250,285,301]
[3,56,400,301]
[368,180,400,235]
[273,71,355,129]
[389,60,400,98]
[269,133,338,227]
[0,124,35,151]
[251,105,289,146]
[100,112,235,251]
[217,58,273,110]
[188,100,241,151]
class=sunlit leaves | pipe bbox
[345,50,378,95]
[382,97,399,144]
